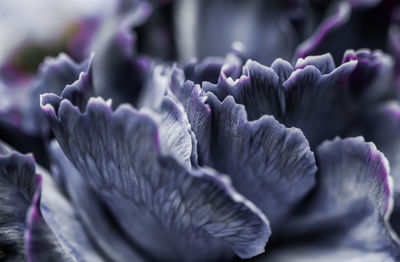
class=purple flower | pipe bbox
[1,0,400,261]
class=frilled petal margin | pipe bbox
[26,179,82,262]
[0,148,37,261]
[32,53,91,101]
[171,69,317,227]
[277,137,400,261]
[29,53,92,135]
[169,71,212,165]
[40,91,270,261]
[0,142,103,262]
[202,53,358,147]
[342,49,394,103]
[184,56,224,85]
[351,101,400,234]
[197,94,317,229]
[49,141,146,262]
[352,102,400,200]
[27,162,105,262]
[203,57,283,120]
[154,96,197,169]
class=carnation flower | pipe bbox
[1,0,400,261]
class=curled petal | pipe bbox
[199,94,317,229]
[26,180,76,262]
[203,53,358,147]
[283,137,399,258]
[27,163,105,262]
[295,2,351,59]
[296,0,400,62]
[342,49,394,103]
[41,91,270,261]
[49,141,146,262]
[0,143,103,262]
[0,148,37,261]
[204,59,283,120]
[351,101,400,233]
[283,60,357,146]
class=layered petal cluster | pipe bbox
[2,50,397,261]
[1,0,400,261]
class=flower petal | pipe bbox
[0,148,37,261]
[203,59,283,121]
[0,142,104,262]
[200,94,317,228]
[169,70,212,165]
[184,57,224,85]
[294,53,335,74]
[28,163,105,262]
[342,49,394,103]
[294,1,351,60]
[156,96,196,168]
[350,101,400,233]
[33,53,91,101]
[351,102,400,199]
[295,0,400,63]
[283,60,357,146]
[41,92,270,260]
[282,137,399,256]
[203,54,358,147]
[49,141,147,262]
[25,180,77,262]
[29,53,91,133]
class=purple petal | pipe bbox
[351,102,400,199]
[342,49,394,102]
[41,94,270,261]
[49,141,147,262]
[295,2,351,59]
[184,56,225,84]
[283,60,357,146]
[25,180,75,262]
[0,143,103,262]
[203,59,283,121]
[281,137,399,256]
[0,53,91,166]
[295,0,400,63]
[199,94,317,229]
[203,54,358,147]
[169,70,212,165]
[0,148,38,261]
[294,53,335,74]
[29,163,105,262]
[29,53,91,133]
[33,53,91,101]
[156,96,196,168]
[350,101,400,233]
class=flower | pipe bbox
[1,0,400,261]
